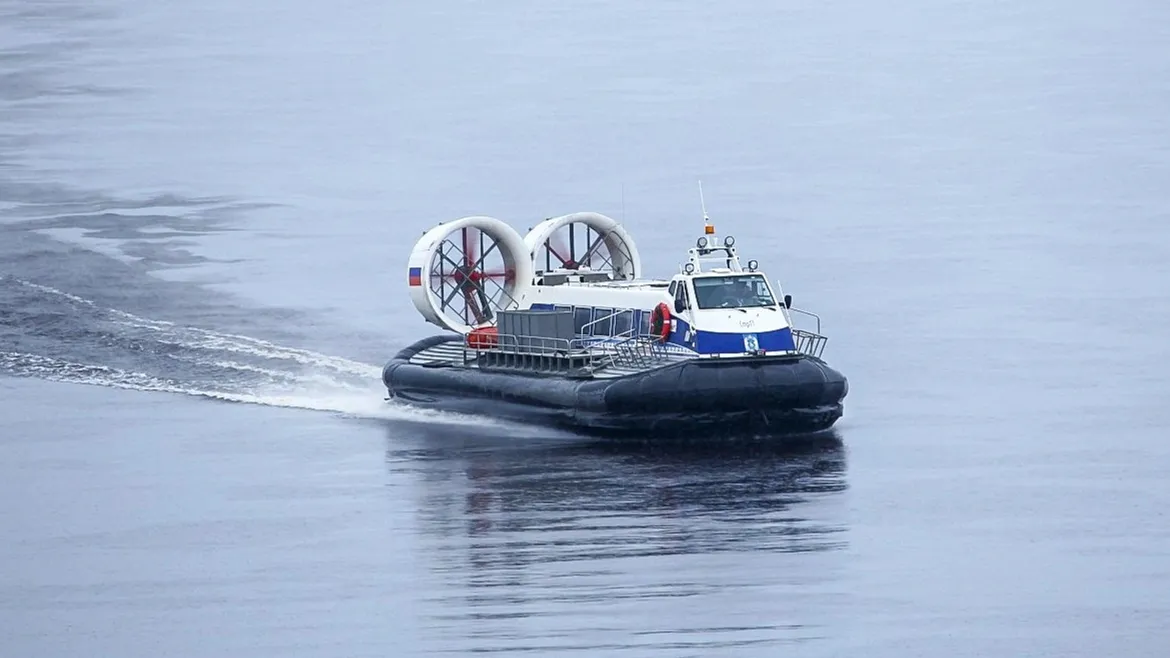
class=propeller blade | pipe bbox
[581,232,606,265]
[547,228,578,268]
[468,236,500,277]
[546,239,568,265]
[463,284,486,324]
[461,227,480,266]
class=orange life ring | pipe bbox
[649,302,672,342]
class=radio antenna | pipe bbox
[698,179,710,224]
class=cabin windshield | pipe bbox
[692,274,776,309]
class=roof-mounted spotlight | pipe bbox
[747,259,759,271]
[696,236,708,249]
[684,262,695,274]
[724,235,735,247]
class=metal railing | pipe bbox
[591,333,666,370]
[787,307,820,334]
[461,302,831,371]
[461,328,672,374]
[792,330,828,358]
[462,333,579,374]
[786,307,828,358]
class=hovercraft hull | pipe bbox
[382,335,847,437]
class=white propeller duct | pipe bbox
[407,216,533,334]
[524,212,641,281]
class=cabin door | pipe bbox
[672,279,695,346]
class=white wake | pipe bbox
[1,278,482,425]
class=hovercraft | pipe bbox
[383,200,848,437]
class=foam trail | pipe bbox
[9,277,379,379]
[0,277,496,427]
[0,351,484,425]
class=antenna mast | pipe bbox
[699,180,714,235]
[698,180,709,223]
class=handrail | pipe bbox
[597,333,666,369]
[784,306,827,357]
[788,307,821,335]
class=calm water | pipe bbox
[3,0,1169,655]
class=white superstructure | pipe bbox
[406,199,823,359]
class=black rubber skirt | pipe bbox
[382,335,848,437]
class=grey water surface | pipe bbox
[3,0,1169,656]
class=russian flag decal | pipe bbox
[408,267,422,286]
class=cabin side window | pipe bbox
[591,308,614,336]
[674,281,690,311]
[613,309,633,336]
[668,281,677,296]
[573,307,592,334]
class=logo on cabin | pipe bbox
[743,333,759,352]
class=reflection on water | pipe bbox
[388,426,849,654]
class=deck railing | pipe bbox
[787,307,828,358]
[591,333,666,369]
[791,329,828,358]
[462,302,831,371]
[461,328,672,374]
